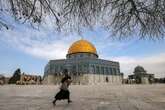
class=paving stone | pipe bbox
[0,84,164,110]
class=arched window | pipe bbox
[90,65,95,74]
[106,67,109,75]
[96,66,100,74]
[80,54,83,57]
[109,67,112,75]
[112,68,117,75]
[101,67,104,75]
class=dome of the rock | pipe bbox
[68,39,97,55]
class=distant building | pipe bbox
[16,73,42,85]
[0,74,10,85]
[43,39,123,85]
[154,77,165,83]
[128,66,154,84]
[0,74,5,85]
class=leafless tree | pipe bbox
[0,0,165,39]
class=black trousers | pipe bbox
[55,89,70,100]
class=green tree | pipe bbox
[8,68,21,84]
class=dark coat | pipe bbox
[54,76,71,100]
[55,89,70,100]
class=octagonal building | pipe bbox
[43,39,123,84]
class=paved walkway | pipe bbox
[0,84,165,110]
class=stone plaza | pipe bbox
[0,84,165,110]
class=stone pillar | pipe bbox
[98,66,101,83]
[141,77,149,84]
[93,65,96,84]
[108,75,112,84]
[47,75,55,84]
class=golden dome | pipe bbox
[68,39,97,55]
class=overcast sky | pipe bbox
[0,14,165,78]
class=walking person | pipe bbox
[52,74,72,105]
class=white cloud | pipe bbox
[0,14,80,60]
[0,29,77,60]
